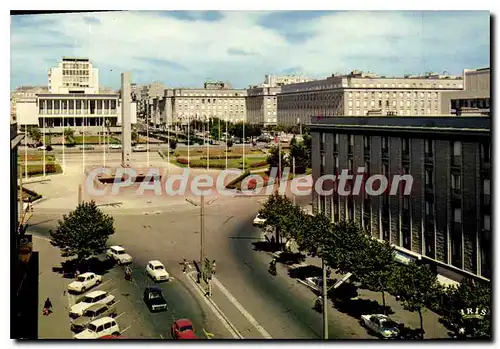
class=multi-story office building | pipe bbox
[310,116,491,283]
[246,86,281,125]
[48,57,98,94]
[441,67,490,116]
[11,86,49,123]
[139,82,166,122]
[277,70,464,126]
[156,81,247,126]
[264,74,313,87]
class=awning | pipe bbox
[394,251,416,265]
[437,274,460,288]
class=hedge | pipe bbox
[225,170,250,190]
[250,160,268,168]
[21,163,62,176]
[200,155,241,160]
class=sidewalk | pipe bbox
[272,251,449,339]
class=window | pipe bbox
[403,197,409,210]
[383,164,388,176]
[454,208,462,223]
[334,155,339,169]
[425,170,433,188]
[484,215,491,231]
[402,138,410,154]
[484,179,490,195]
[451,173,461,191]
[453,141,462,156]
[378,100,382,107]
[481,142,491,162]
[363,136,370,150]
[425,201,434,216]
[348,159,353,170]
[425,139,433,155]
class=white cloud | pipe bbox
[10,11,490,89]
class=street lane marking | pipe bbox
[122,325,131,334]
[186,271,243,339]
[211,276,272,339]
[115,312,126,320]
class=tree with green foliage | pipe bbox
[267,144,288,174]
[27,126,42,146]
[391,262,441,338]
[64,127,76,146]
[357,239,396,314]
[259,194,295,247]
[49,201,115,263]
[131,128,139,144]
[290,136,309,174]
[302,134,312,168]
[440,278,491,338]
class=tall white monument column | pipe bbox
[121,72,132,167]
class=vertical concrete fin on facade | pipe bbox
[462,142,478,273]
[353,135,364,225]
[370,136,382,239]
[121,72,132,167]
[338,134,348,219]
[311,131,321,215]
[324,133,334,219]
[389,137,401,246]
[410,138,424,255]
[434,140,450,263]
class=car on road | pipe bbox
[143,286,168,312]
[69,290,116,319]
[74,317,120,339]
[67,272,102,294]
[253,214,266,226]
[37,145,53,151]
[109,144,122,149]
[146,260,170,282]
[71,302,118,333]
[106,246,132,265]
[79,145,95,150]
[360,314,400,338]
[132,145,147,152]
[171,319,198,339]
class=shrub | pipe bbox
[246,175,270,190]
[201,155,241,160]
[225,170,250,190]
[250,160,268,168]
[177,157,189,165]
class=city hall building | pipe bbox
[14,57,137,134]
[310,116,491,283]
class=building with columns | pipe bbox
[277,70,465,126]
[310,116,491,284]
[16,94,136,134]
[15,57,137,134]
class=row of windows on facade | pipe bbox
[63,75,90,82]
[62,70,90,76]
[39,117,118,127]
[175,92,244,97]
[62,63,89,70]
[38,100,118,109]
[349,91,440,99]
[451,98,490,109]
[318,195,490,278]
[349,99,439,108]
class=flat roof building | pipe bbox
[310,116,491,283]
[441,68,490,116]
[277,70,464,126]
[48,57,99,94]
[246,86,281,126]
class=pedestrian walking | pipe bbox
[182,258,188,273]
[43,297,52,316]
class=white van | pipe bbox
[74,317,120,339]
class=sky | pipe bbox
[10,10,490,90]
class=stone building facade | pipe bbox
[246,86,281,125]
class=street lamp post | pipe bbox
[185,194,218,279]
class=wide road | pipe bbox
[28,213,234,339]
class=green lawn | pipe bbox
[44,135,121,144]
[17,154,62,176]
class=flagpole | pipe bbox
[206,117,209,171]
[83,113,86,174]
[24,127,27,180]
[242,121,245,172]
[62,114,65,174]
[43,114,46,178]
[167,119,170,174]
[147,107,150,167]
[187,113,190,169]
[225,112,228,170]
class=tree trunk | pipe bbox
[275,227,281,250]
[418,308,425,338]
[381,290,386,315]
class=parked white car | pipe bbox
[69,290,115,319]
[253,214,266,226]
[106,246,132,265]
[109,144,122,149]
[133,145,147,152]
[74,317,120,339]
[360,314,400,338]
[146,260,170,282]
[67,272,102,294]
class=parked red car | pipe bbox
[171,319,198,339]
